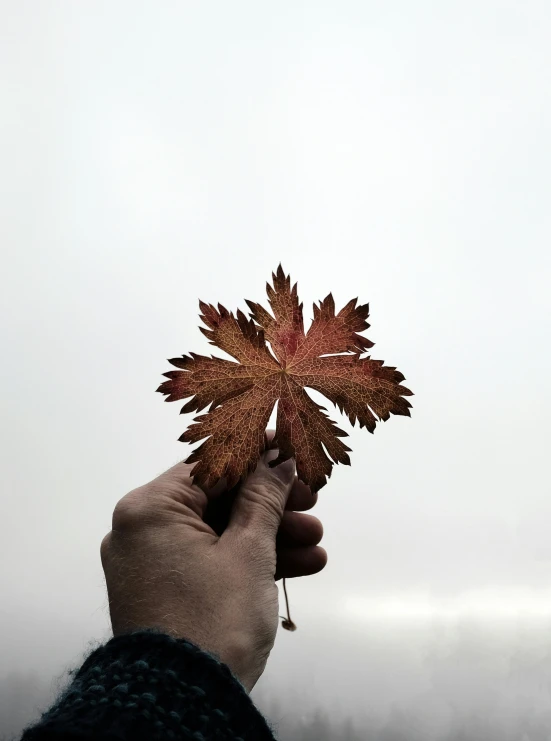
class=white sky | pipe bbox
[1,0,551,735]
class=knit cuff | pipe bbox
[21,629,276,741]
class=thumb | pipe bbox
[227,451,296,539]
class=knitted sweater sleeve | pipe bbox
[20,629,277,741]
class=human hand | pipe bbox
[100,442,327,692]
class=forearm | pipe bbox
[21,629,276,741]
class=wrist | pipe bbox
[111,616,265,693]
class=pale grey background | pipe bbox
[1,1,550,738]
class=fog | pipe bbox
[5,615,551,739]
[1,1,550,739]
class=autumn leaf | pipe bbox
[157,266,413,492]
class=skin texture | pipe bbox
[100,442,327,692]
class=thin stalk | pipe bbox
[280,578,297,631]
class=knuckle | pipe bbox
[100,532,112,562]
[245,497,282,534]
[111,500,136,531]
[247,478,286,516]
[258,488,283,519]
[111,487,154,531]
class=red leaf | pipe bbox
[157,266,413,491]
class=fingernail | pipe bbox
[269,456,296,484]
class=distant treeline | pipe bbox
[4,672,551,741]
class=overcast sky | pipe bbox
[1,1,551,738]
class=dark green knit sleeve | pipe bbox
[20,629,277,741]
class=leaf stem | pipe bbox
[280,578,297,631]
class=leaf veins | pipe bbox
[157,266,413,492]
